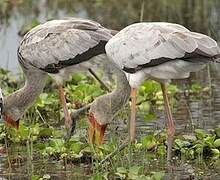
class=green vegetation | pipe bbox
[0,0,220,179]
[0,68,219,179]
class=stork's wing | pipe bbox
[18,19,113,73]
[105,22,220,73]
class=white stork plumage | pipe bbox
[88,22,220,161]
[0,18,117,138]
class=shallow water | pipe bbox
[0,0,220,179]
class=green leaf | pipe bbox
[129,166,143,176]
[204,135,216,147]
[35,143,46,150]
[157,145,166,157]
[152,171,165,180]
[215,127,220,137]
[42,174,51,179]
[141,135,157,150]
[116,167,127,174]
[102,172,109,180]
[138,102,150,112]
[115,172,126,179]
[195,129,207,139]
[191,83,201,93]
[144,113,156,122]
[139,81,160,96]
[71,73,86,82]
[70,142,82,154]
[214,139,220,148]
[31,175,40,180]
[29,123,40,137]
[39,128,54,137]
[138,175,150,180]
[45,147,55,156]
[168,84,179,94]
[127,174,139,180]
[211,149,220,159]
[90,173,104,180]
[174,139,191,149]
[193,144,203,154]
[49,139,65,153]
[182,135,197,142]
[18,124,29,140]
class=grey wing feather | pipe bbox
[106,22,220,72]
[18,19,113,71]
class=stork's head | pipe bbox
[88,112,107,145]
[87,95,114,145]
[87,64,131,145]
[0,88,19,129]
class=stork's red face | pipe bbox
[0,89,19,129]
[88,112,107,145]
[3,115,19,129]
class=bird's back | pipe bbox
[18,18,115,73]
[105,22,220,73]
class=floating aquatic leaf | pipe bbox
[31,175,40,180]
[29,123,40,136]
[151,171,165,180]
[195,129,207,139]
[90,173,103,180]
[35,143,46,150]
[39,127,54,137]
[141,135,157,150]
[138,102,150,112]
[211,149,220,159]
[18,124,29,140]
[115,172,126,179]
[42,174,51,179]
[116,167,127,174]
[204,135,216,147]
[144,113,156,122]
[174,139,191,149]
[214,139,220,148]
[194,144,203,154]
[70,142,82,154]
[168,84,179,94]
[191,83,202,93]
[157,145,166,157]
[129,165,143,176]
[215,127,220,137]
[182,134,197,142]
[128,166,143,180]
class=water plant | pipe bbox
[0,68,219,179]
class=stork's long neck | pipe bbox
[89,64,131,125]
[3,69,47,121]
[109,67,131,115]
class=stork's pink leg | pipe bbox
[130,88,137,143]
[161,83,175,163]
[59,86,72,136]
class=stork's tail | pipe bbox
[213,54,220,63]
